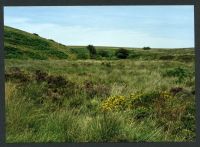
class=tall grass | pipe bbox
[5,57,195,142]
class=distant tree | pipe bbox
[143,47,151,50]
[87,45,97,58]
[115,48,129,59]
[98,50,109,57]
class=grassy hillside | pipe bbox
[4,26,195,142]
[4,26,73,60]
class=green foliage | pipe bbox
[133,107,152,119]
[70,48,89,59]
[115,48,129,59]
[159,55,175,60]
[143,47,151,50]
[45,50,68,59]
[164,67,190,83]
[98,50,110,57]
[5,46,47,60]
[128,53,141,59]
[177,55,194,62]
[87,45,97,59]
[4,26,71,60]
[87,113,123,142]
[5,59,195,142]
[5,30,50,50]
[5,46,23,59]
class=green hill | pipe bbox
[4,26,194,61]
[4,26,82,60]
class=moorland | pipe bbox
[4,26,195,142]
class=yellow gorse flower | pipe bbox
[160,91,174,99]
[101,95,126,112]
[101,91,174,112]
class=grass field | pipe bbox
[5,26,195,142]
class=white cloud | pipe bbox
[4,16,194,48]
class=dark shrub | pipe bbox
[33,33,39,36]
[45,75,77,101]
[5,67,30,82]
[177,55,194,62]
[47,75,67,88]
[175,90,193,100]
[35,70,48,82]
[170,87,183,96]
[143,47,151,50]
[83,80,110,98]
[159,55,175,60]
[134,107,151,119]
[98,50,110,57]
[5,46,23,59]
[115,48,129,59]
[87,45,97,59]
[139,91,161,105]
[49,39,55,42]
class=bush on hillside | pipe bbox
[98,50,110,57]
[33,33,39,36]
[115,48,129,59]
[143,47,151,50]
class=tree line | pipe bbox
[86,45,151,59]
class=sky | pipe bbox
[4,6,194,48]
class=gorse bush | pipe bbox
[100,91,174,113]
